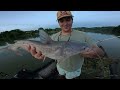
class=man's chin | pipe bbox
[63,28,70,32]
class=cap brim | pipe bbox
[57,15,73,20]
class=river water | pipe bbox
[87,32,120,59]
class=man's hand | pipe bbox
[26,45,45,60]
[80,45,105,58]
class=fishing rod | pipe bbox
[95,35,120,59]
[92,36,120,69]
[93,35,120,63]
[96,36,120,44]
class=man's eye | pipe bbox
[66,19,70,21]
[59,20,64,23]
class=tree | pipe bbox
[38,27,44,30]
[112,25,120,34]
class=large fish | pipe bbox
[3,30,89,62]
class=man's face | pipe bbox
[58,16,73,32]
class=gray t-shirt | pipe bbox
[51,30,97,72]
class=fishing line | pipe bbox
[94,35,120,59]
[96,36,120,44]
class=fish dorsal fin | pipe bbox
[39,30,53,44]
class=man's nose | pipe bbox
[62,20,68,25]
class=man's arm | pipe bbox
[80,45,105,58]
[80,33,105,58]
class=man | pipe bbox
[27,11,104,79]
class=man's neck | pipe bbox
[61,29,72,36]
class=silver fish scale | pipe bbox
[63,42,88,59]
[40,42,66,60]
[40,41,89,60]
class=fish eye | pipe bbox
[83,47,86,50]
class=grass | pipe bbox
[79,58,112,79]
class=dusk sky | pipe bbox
[0,11,120,32]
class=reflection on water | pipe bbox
[28,37,41,41]
[87,32,115,42]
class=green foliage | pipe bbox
[79,58,111,79]
[112,25,120,35]
[73,25,120,36]
[0,29,39,45]
[0,25,120,46]
[0,28,60,46]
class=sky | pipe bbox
[0,11,120,32]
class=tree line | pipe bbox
[73,25,120,35]
[0,29,39,46]
[0,25,120,46]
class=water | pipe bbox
[87,32,120,59]
[0,37,53,79]
[0,32,120,79]
[87,32,114,42]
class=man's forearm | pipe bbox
[80,46,105,58]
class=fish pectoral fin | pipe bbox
[42,56,46,62]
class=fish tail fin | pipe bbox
[7,46,23,56]
[39,30,53,44]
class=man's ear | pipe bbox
[72,20,73,24]
[71,18,73,23]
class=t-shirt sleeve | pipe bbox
[50,32,60,41]
[50,34,57,41]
